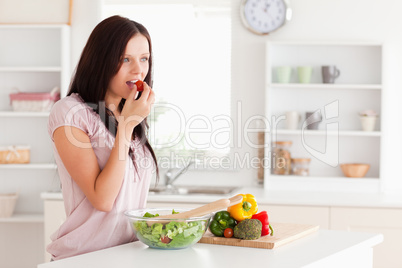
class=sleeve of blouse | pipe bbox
[47,97,95,141]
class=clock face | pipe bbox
[242,0,287,35]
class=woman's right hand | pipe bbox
[119,81,155,132]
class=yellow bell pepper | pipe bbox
[227,194,258,221]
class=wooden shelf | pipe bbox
[0,111,50,117]
[0,213,43,223]
[274,129,381,137]
[269,83,382,90]
[0,163,57,169]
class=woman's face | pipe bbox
[107,34,150,104]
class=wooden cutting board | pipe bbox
[198,222,319,249]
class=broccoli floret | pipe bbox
[234,219,262,240]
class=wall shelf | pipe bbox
[269,83,382,91]
[0,24,69,218]
[274,129,381,137]
[0,24,69,29]
[269,174,380,180]
[0,67,62,72]
[265,41,383,192]
[266,175,380,193]
[0,213,44,223]
[0,111,50,117]
[0,163,57,169]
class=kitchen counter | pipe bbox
[41,187,402,208]
[37,230,383,268]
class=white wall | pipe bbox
[71,0,402,192]
[70,0,102,70]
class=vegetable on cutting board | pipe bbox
[209,211,237,237]
[251,211,274,236]
[207,194,275,240]
[227,194,258,222]
[224,228,234,238]
[234,219,262,240]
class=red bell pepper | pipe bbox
[251,211,274,236]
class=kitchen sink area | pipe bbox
[148,185,240,196]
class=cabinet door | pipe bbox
[0,222,44,268]
[331,207,402,268]
[258,204,329,229]
[44,200,66,262]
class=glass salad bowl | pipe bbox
[125,208,212,249]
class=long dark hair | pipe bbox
[68,15,159,181]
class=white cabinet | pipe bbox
[0,24,70,216]
[147,202,329,230]
[43,200,66,262]
[331,207,402,268]
[148,202,330,229]
[260,204,395,268]
[264,42,383,192]
[258,204,329,229]
[0,220,44,267]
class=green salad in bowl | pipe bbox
[125,208,212,249]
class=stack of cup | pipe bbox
[276,66,292,83]
[297,66,313,83]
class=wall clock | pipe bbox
[240,0,292,35]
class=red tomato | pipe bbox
[160,235,171,244]
[224,228,234,238]
[135,80,144,92]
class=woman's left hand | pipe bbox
[120,81,155,131]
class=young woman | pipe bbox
[47,15,158,260]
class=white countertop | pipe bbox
[42,186,402,208]
[37,230,383,268]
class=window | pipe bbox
[102,1,232,166]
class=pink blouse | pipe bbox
[47,93,154,260]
